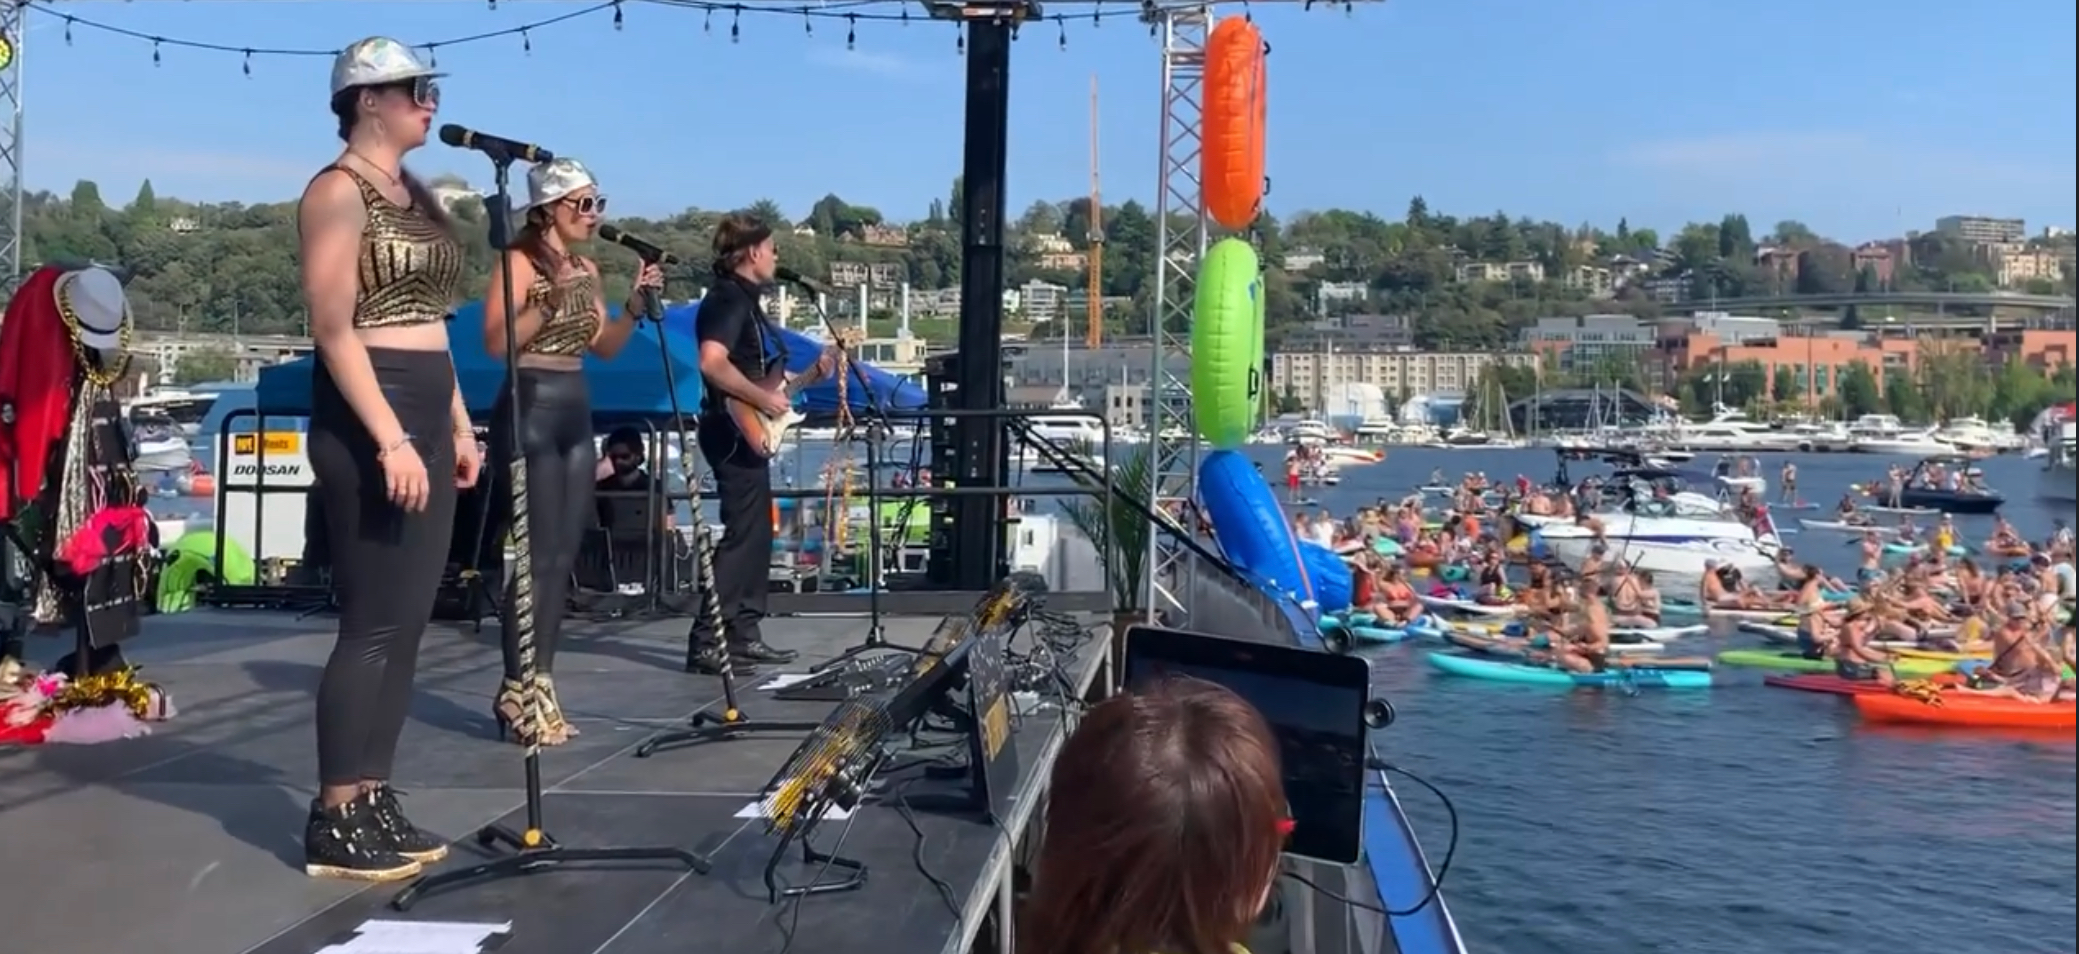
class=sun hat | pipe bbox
[329,37,443,97]
[514,158,599,212]
[53,266,130,354]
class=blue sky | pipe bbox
[22,0,2077,241]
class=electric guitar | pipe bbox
[725,328,862,459]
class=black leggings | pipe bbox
[309,347,457,788]
[490,367,596,682]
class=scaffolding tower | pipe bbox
[0,2,23,292]
[1141,3,1210,624]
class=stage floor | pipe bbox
[0,607,1107,954]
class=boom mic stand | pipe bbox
[392,148,706,910]
[633,258,823,759]
[802,296,925,674]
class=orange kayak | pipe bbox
[1853,691,2076,729]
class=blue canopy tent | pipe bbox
[253,301,705,419]
[657,301,926,418]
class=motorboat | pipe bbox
[1891,454,2004,514]
[1672,407,1797,452]
[1784,421,1853,453]
[1024,400,1110,446]
[1320,445,1386,466]
[1287,419,1336,446]
[2038,417,2076,506]
[130,410,195,474]
[1935,416,2022,453]
[1537,510,1778,577]
[126,387,221,440]
[1852,427,1952,456]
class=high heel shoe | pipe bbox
[534,673,575,742]
[492,677,543,745]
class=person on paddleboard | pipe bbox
[1551,579,1612,674]
[1832,599,1895,686]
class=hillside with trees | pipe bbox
[20,177,2072,352]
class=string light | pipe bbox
[26,0,1364,70]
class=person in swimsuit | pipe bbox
[1474,557,1512,604]
[1779,461,1798,503]
[1961,605,2065,702]
[1857,530,1885,583]
[1552,579,1613,674]
[1609,568,1658,628]
[1833,600,1894,685]
[1373,564,1421,625]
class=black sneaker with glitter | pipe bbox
[303,797,422,882]
[365,786,449,863]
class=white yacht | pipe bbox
[1024,400,1111,446]
[1287,419,1337,446]
[1851,421,1951,456]
[127,387,221,440]
[1672,407,1796,452]
[1934,416,2020,453]
[1784,421,1854,453]
[2039,417,2076,506]
[1352,417,1400,444]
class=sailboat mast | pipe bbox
[1085,75,1105,350]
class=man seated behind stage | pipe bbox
[594,426,664,530]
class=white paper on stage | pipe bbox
[315,918,513,954]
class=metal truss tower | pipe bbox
[0,1,22,292]
[1142,4,1210,624]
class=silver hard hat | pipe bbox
[515,158,600,211]
[330,37,444,97]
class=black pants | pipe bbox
[692,421,771,650]
[490,368,595,682]
[308,347,457,787]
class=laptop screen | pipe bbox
[1122,624,1370,865]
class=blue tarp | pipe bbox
[657,301,926,416]
[253,301,705,418]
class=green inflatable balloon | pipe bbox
[1191,238,1264,448]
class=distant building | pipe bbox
[1282,313,1414,353]
[1935,215,2026,245]
[1269,349,1536,411]
[1520,314,1658,377]
[1455,261,1546,283]
[1506,388,1657,433]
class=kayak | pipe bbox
[1714,649,1956,677]
[1739,623,1920,651]
[1443,631,1666,656]
[1415,593,1522,617]
[1427,652,1713,688]
[1437,617,1705,643]
[1853,691,2077,729]
[1319,616,1409,644]
[1893,647,1992,662]
[1763,673,1962,696]
[1799,519,1903,537]
[1885,542,1970,556]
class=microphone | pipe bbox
[437,124,555,164]
[596,225,680,265]
[775,265,834,298]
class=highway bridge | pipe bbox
[1685,291,2074,312]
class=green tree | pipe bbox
[173,345,238,385]
[1836,362,1883,417]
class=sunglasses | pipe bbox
[379,76,440,110]
[562,194,608,216]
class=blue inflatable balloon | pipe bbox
[1298,541,1353,615]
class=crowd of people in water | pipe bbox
[1287,466,2076,700]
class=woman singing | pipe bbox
[482,159,653,745]
[298,37,480,881]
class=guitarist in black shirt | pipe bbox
[688,214,833,672]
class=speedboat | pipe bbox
[1537,511,1778,577]
[1853,427,1953,456]
[1320,445,1385,466]
[1892,454,2005,514]
[130,410,195,474]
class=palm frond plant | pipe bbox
[1058,441,1157,614]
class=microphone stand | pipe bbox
[804,293,923,674]
[392,150,707,910]
[633,263,823,759]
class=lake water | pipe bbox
[1292,445,2075,954]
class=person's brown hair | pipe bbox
[507,206,562,280]
[710,212,773,277]
[1022,677,1286,954]
[328,86,454,235]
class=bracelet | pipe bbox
[376,436,411,460]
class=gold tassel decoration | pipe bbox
[50,667,159,719]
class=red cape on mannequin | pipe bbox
[0,266,76,521]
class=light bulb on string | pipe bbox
[612,1,623,31]
[1057,19,1067,50]
[62,17,72,45]
[520,27,531,54]
[730,7,741,43]
[801,9,812,36]
[845,15,857,50]
[151,39,160,66]
[242,49,252,76]
[703,9,712,33]
[425,45,440,69]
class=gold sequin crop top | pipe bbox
[338,166,464,329]
[523,270,600,356]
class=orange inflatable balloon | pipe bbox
[1201,16,1267,231]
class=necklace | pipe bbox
[346,151,401,186]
